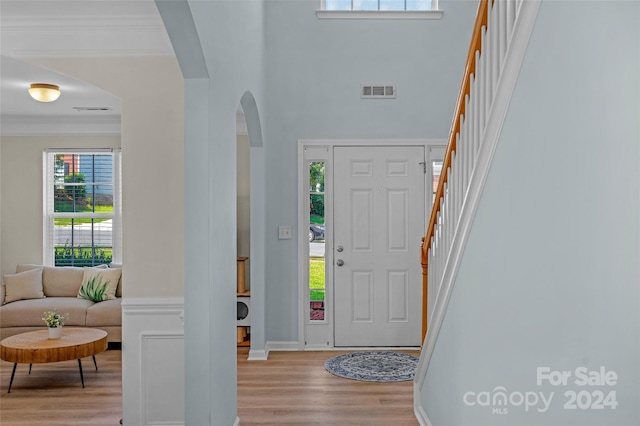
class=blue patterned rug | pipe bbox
[324,351,419,382]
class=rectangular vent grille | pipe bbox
[361,84,396,99]
[73,107,112,112]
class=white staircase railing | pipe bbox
[421,0,535,342]
[416,0,542,420]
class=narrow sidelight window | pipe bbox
[309,161,326,321]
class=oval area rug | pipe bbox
[324,351,419,382]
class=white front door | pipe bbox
[333,146,425,347]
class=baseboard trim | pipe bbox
[328,346,420,351]
[249,342,418,360]
[233,416,240,426]
[247,341,298,360]
[304,344,333,351]
[247,349,268,361]
[414,402,432,426]
[266,340,299,351]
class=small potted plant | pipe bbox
[42,309,66,339]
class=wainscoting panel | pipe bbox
[142,333,185,425]
[122,298,185,426]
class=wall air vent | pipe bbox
[73,107,113,112]
[361,84,396,99]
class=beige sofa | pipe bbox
[0,264,122,343]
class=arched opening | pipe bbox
[236,90,266,360]
[236,104,251,346]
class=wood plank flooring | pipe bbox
[237,348,419,426]
[0,347,419,425]
[0,348,123,426]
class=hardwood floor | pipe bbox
[0,348,122,426]
[0,347,419,425]
[237,348,419,426]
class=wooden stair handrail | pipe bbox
[421,0,491,342]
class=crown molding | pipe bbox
[1,15,166,32]
[1,15,174,57]
[9,48,175,58]
[0,115,121,136]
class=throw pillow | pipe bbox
[77,267,122,302]
[3,268,45,304]
[110,263,123,298]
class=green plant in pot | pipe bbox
[42,309,66,339]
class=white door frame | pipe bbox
[297,139,446,350]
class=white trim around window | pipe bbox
[43,148,122,267]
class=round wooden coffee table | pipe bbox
[0,327,108,393]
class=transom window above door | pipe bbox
[318,0,442,19]
[324,0,434,11]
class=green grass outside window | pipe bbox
[309,258,325,301]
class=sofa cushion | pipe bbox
[0,297,93,327]
[3,268,45,304]
[78,268,121,302]
[43,266,85,297]
[86,299,122,327]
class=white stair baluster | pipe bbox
[506,0,515,45]
[498,0,507,69]
[491,0,500,87]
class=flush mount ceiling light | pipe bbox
[28,83,61,102]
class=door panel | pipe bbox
[334,146,425,347]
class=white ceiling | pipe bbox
[0,0,175,135]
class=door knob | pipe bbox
[336,259,344,267]
[336,245,344,252]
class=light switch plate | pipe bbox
[278,225,292,240]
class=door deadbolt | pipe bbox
[336,245,344,252]
[336,259,344,266]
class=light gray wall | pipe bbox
[420,1,639,424]
[160,0,266,423]
[263,0,477,342]
[167,1,476,422]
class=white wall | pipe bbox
[27,56,185,298]
[420,1,639,424]
[0,135,120,278]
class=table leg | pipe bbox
[92,355,98,371]
[7,363,17,393]
[78,359,85,388]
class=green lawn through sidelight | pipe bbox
[309,257,325,301]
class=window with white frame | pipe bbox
[324,0,434,11]
[43,149,122,267]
